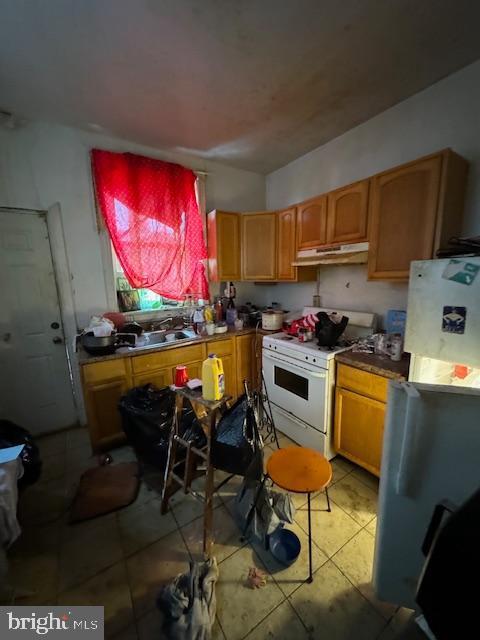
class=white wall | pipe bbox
[264,59,480,325]
[0,121,265,329]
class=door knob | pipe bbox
[52,336,63,344]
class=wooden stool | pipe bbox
[267,446,332,583]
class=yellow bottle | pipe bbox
[202,354,225,401]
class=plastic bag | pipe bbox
[0,419,42,488]
[118,385,206,470]
[211,396,258,476]
[157,558,218,640]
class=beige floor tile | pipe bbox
[39,453,67,483]
[112,624,138,640]
[18,479,67,526]
[170,488,222,528]
[9,522,61,604]
[377,607,420,640]
[38,430,67,456]
[66,443,96,476]
[244,600,309,639]
[295,495,361,558]
[330,458,353,485]
[215,545,285,640]
[332,529,397,620]
[58,561,134,638]
[212,617,226,639]
[66,426,91,451]
[136,607,165,640]
[252,521,328,596]
[110,446,137,464]
[126,529,190,618]
[214,471,244,504]
[350,466,380,493]
[331,455,355,473]
[328,475,378,527]
[365,517,377,538]
[181,504,243,563]
[118,498,177,556]
[289,560,385,640]
[59,515,123,591]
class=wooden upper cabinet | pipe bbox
[277,208,297,281]
[326,179,369,245]
[241,213,277,280]
[368,150,468,281]
[207,210,241,281]
[297,195,328,250]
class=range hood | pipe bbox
[292,242,369,266]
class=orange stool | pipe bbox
[267,446,332,582]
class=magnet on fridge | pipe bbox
[442,306,466,334]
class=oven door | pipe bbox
[263,349,327,431]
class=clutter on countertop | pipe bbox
[335,350,410,380]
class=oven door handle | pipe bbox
[263,351,327,379]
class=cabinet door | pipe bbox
[171,360,203,383]
[326,180,369,245]
[84,378,129,451]
[334,387,385,476]
[236,334,255,396]
[297,195,327,250]
[207,210,241,281]
[133,368,172,389]
[242,213,277,280]
[368,155,442,280]
[277,208,297,281]
[221,353,237,401]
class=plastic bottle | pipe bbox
[215,298,224,322]
[202,354,225,401]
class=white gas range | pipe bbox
[263,308,376,459]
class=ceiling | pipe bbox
[1,0,480,174]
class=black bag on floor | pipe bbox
[118,384,206,470]
[0,419,42,488]
[210,395,261,476]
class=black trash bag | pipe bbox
[315,311,349,347]
[0,419,42,489]
[118,384,206,470]
[211,394,261,477]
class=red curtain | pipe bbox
[91,149,209,301]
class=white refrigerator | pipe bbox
[373,258,480,609]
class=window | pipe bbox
[92,149,209,311]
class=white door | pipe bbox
[0,210,77,435]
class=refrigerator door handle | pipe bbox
[396,383,421,496]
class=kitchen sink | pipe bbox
[135,329,197,349]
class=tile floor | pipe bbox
[3,427,424,640]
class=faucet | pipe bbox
[150,317,173,331]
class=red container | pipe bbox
[175,365,189,387]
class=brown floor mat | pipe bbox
[69,462,140,523]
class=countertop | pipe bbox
[335,350,410,380]
[77,326,271,365]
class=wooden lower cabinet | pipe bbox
[133,367,172,389]
[334,387,385,476]
[82,333,257,451]
[333,363,390,477]
[83,377,131,451]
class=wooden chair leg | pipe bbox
[203,411,216,558]
[161,395,183,514]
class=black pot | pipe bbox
[82,332,118,355]
[315,312,349,347]
[122,321,143,336]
